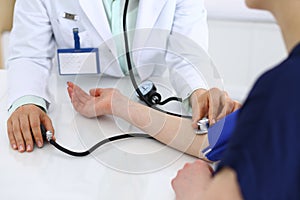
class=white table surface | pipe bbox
[0,69,198,200]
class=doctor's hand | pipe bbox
[190,88,241,129]
[67,82,125,118]
[171,160,213,200]
[7,105,55,153]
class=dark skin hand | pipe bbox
[7,104,55,152]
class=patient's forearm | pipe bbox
[112,96,208,159]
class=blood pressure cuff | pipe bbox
[202,110,240,162]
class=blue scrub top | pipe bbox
[217,43,300,200]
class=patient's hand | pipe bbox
[67,82,124,118]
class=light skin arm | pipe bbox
[171,160,243,200]
[67,82,209,158]
[67,82,243,199]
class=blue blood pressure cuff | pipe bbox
[202,110,240,162]
[57,28,100,75]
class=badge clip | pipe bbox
[62,12,78,21]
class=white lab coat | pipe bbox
[7,0,210,108]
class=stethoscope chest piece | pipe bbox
[195,118,209,135]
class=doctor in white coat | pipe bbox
[6,0,240,153]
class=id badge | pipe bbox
[57,48,100,75]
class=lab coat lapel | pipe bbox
[79,0,112,42]
[79,0,124,77]
[135,0,168,30]
[134,0,168,79]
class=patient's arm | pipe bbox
[113,89,209,159]
[67,82,209,159]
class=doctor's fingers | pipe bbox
[233,100,242,111]
[192,98,209,129]
[29,112,55,147]
[7,116,26,152]
[208,91,235,124]
[207,88,227,125]
[39,113,55,137]
[19,114,36,152]
[28,114,44,148]
[190,89,209,129]
[215,93,242,119]
[7,119,18,151]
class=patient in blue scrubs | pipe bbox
[171,0,300,199]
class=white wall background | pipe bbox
[205,0,275,22]
[207,20,286,102]
[205,0,287,102]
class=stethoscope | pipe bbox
[122,0,210,133]
[122,0,192,119]
[44,0,209,157]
